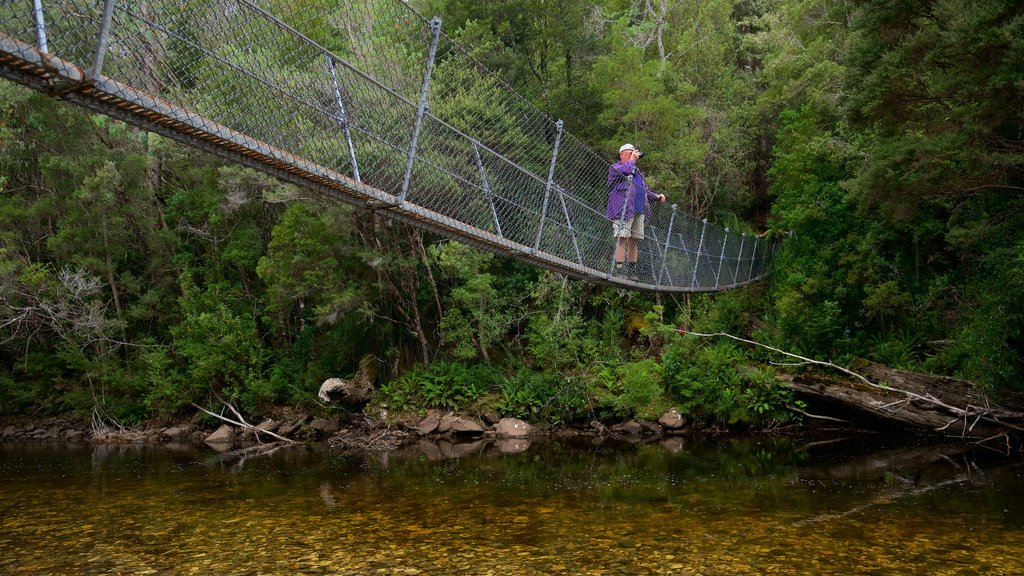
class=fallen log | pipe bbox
[686,331,1024,438]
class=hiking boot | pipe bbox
[626,262,641,281]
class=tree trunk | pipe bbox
[782,362,1024,438]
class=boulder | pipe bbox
[482,410,502,425]
[657,409,687,429]
[611,420,644,436]
[65,429,86,441]
[436,415,452,433]
[309,418,340,437]
[417,412,441,436]
[162,425,192,440]
[440,415,485,435]
[277,415,307,437]
[638,420,663,437]
[205,424,235,444]
[495,418,533,438]
[255,419,281,433]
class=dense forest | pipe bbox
[1,0,1021,428]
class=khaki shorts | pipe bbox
[612,214,645,240]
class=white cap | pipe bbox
[619,143,635,153]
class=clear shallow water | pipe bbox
[0,435,1021,575]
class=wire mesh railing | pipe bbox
[0,0,780,292]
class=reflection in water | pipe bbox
[0,435,1021,575]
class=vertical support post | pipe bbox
[327,55,361,182]
[608,174,633,277]
[33,0,48,53]
[733,234,746,286]
[555,186,583,265]
[762,237,772,277]
[747,236,759,282]
[399,16,442,203]
[533,119,564,252]
[655,204,678,289]
[472,142,502,238]
[714,229,730,290]
[690,219,708,288]
[87,0,118,81]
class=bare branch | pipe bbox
[192,403,295,444]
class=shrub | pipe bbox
[496,368,589,424]
[377,361,498,412]
[593,359,668,420]
[662,338,796,425]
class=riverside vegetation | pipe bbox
[1,0,1022,437]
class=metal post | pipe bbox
[32,0,48,53]
[472,142,502,238]
[556,186,583,265]
[608,174,633,277]
[733,234,746,286]
[748,236,759,282]
[655,204,678,288]
[533,119,564,252]
[87,0,118,81]
[714,229,730,290]
[327,55,361,182]
[399,16,442,203]
[690,219,708,288]
[760,237,770,277]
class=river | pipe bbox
[1,434,1021,575]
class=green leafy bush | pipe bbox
[496,369,589,424]
[593,359,667,420]
[662,338,796,425]
[377,361,498,412]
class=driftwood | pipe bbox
[686,331,1024,438]
[193,395,295,444]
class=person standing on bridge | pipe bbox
[607,143,665,280]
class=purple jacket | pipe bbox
[606,159,658,221]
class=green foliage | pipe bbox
[496,369,556,420]
[496,369,588,424]
[844,0,1024,217]
[662,338,795,425]
[432,242,519,362]
[170,278,271,413]
[377,361,498,412]
[593,359,667,421]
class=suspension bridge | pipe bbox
[0,0,779,292]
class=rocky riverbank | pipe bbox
[0,407,706,452]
